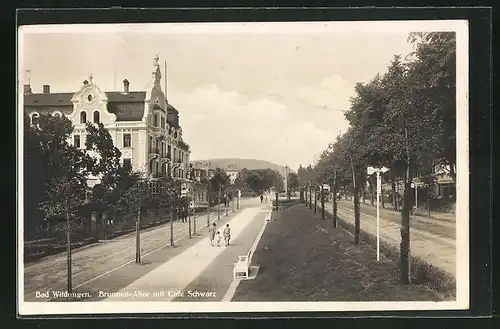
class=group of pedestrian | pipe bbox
[208,222,231,247]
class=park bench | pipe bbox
[233,249,254,280]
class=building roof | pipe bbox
[24,91,147,107]
[24,91,183,126]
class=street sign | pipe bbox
[367,166,389,175]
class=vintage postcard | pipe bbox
[17,20,469,315]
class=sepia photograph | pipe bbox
[17,20,469,315]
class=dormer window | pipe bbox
[87,94,93,102]
[173,131,178,139]
[93,111,100,124]
[80,111,87,123]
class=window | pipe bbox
[80,111,87,123]
[74,135,81,148]
[174,131,178,139]
[123,158,132,170]
[31,113,39,125]
[123,133,131,148]
[154,114,158,127]
[93,111,100,124]
[149,136,153,152]
[161,117,165,129]
[167,145,172,158]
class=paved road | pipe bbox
[23,198,258,302]
[316,199,456,277]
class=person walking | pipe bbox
[260,194,264,203]
[208,222,216,246]
[215,231,222,247]
[223,223,231,246]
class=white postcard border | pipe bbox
[17,19,470,315]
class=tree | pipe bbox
[287,172,300,192]
[115,171,151,263]
[85,122,123,227]
[29,114,90,293]
[307,32,456,285]
[24,114,92,240]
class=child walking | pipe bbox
[215,231,222,247]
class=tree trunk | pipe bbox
[309,186,312,209]
[354,179,361,245]
[314,189,317,214]
[188,210,192,239]
[65,198,72,293]
[207,205,210,228]
[170,207,174,247]
[193,201,197,235]
[400,126,411,284]
[332,172,337,228]
[391,172,398,211]
[135,206,141,263]
[401,179,412,284]
[427,186,431,217]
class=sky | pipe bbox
[19,22,431,171]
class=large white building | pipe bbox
[23,55,192,186]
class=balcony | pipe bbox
[149,147,160,160]
[159,152,171,163]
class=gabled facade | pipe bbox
[24,55,191,186]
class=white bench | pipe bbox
[233,250,253,280]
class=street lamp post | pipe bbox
[367,166,389,261]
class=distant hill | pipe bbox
[195,158,288,176]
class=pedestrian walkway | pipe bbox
[318,200,456,277]
[104,206,265,301]
[24,205,234,302]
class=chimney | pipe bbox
[23,84,32,95]
[83,80,89,86]
[43,85,50,94]
[123,79,130,94]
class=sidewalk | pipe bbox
[104,206,265,301]
[24,206,235,302]
[318,200,455,278]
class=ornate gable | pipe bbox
[69,74,117,125]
